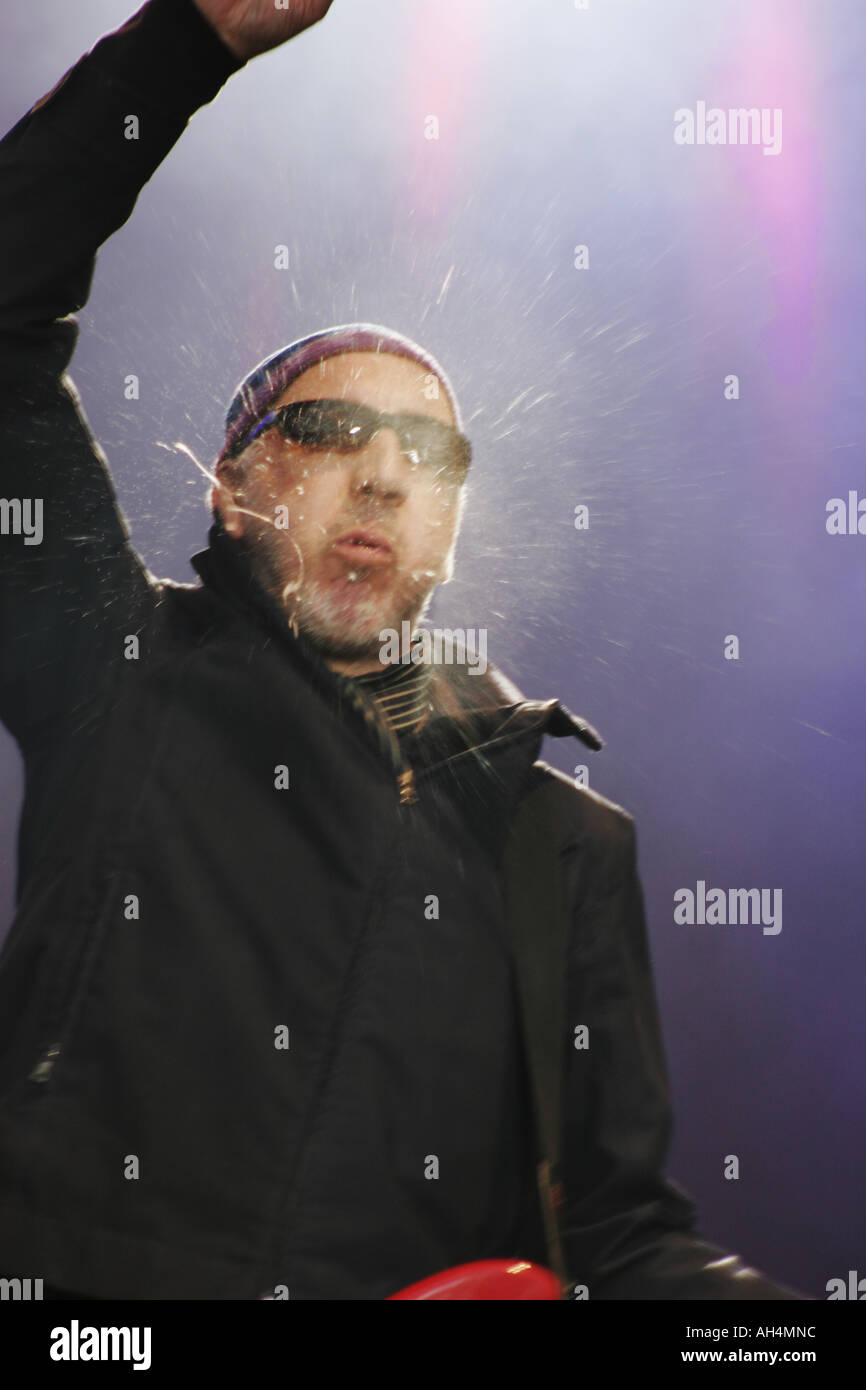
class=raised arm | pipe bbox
[0,0,251,750]
[0,0,332,755]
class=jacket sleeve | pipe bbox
[0,0,244,751]
[559,797,810,1299]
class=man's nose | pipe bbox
[349,427,410,501]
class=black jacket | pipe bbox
[0,0,806,1300]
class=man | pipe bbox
[0,0,806,1299]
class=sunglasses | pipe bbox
[236,399,472,482]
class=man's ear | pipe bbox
[212,456,246,537]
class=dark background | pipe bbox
[1,0,863,1299]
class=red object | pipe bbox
[388,1259,561,1301]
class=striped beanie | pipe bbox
[218,323,464,464]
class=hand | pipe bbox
[191,0,335,62]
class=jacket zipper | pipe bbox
[398,768,417,804]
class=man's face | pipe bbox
[215,351,466,675]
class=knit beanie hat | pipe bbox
[218,322,464,465]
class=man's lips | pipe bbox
[332,530,394,566]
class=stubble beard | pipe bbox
[252,532,437,663]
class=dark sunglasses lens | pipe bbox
[278,401,370,450]
[398,420,470,479]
